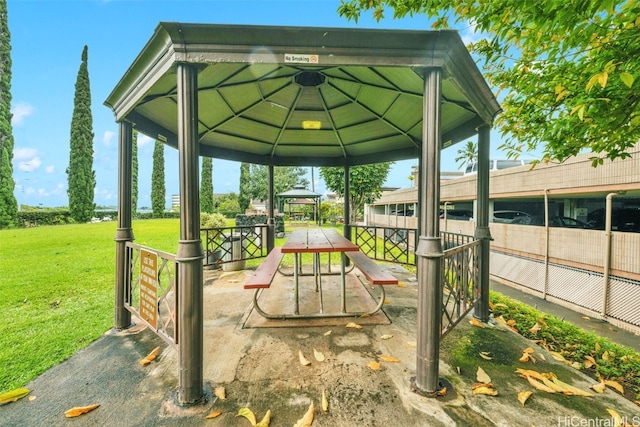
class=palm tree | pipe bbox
[454,140,477,170]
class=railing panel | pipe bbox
[349,225,416,266]
[202,225,268,267]
[125,242,178,347]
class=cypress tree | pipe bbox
[66,45,95,222]
[131,130,138,215]
[238,162,251,213]
[151,139,165,217]
[0,0,18,228]
[199,156,213,213]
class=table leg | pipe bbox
[341,252,347,313]
[293,253,300,315]
[316,253,324,314]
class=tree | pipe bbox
[0,0,16,228]
[151,139,165,218]
[248,165,309,202]
[454,140,477,169]
[200,156,214,213]
[238,162,251,213]
[66,45,95,223]
[320,162,392,223]
[131,130,138,215]
[338,1,640,166]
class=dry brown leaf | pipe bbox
[602,350,615,362]
[529,323,541,334]
[469,317,485,328]
[214,386,226,400]
[476,366,491,384]
[517,391,532,406]
[604,380,624,395]
[397,282,406,287]
[526,376,557,393]
[237,407,257,425]
[256,409,271,427]
[293,402,314,427]
[595,342,601,352]
[472,386,498,396]
[489,301,495,310]
[313,349,325,362]
[368,360,381,370]
[516,368,545,381]
[494,303,508,309]
[519,352,531,363]
[383,299,391,304]
[550,377,593,397]
[606,409,623,426]
[435,387,447,396]
[380,355,400,362]
[479,352,493,360]
[345,322,362,329]
[139,346,160,366]
[359,313,371,318]
[299,350,311,366]
[523,347,534,354]
[549,351,567,362]
[380,334,393,340]
[591,380,607,393]
[472,382,494,390]
[28,395,36,402]
[506,319,517,327]
[322,390,329,412]
[205,410,222,419]
[407,341,417,347]
[323,330,332,336]
[64,404,100,418]
[584,355,597,368]
[541,377,566,393]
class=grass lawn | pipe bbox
[0,219,180,393]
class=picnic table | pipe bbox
[245,228,397,319]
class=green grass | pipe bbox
[0,219,180,393]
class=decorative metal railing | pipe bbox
[201,225,269,267]
[125,242,178,347]
[349,224,480,337]
[441,238,480,337]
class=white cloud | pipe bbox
[14,147,39,161]
[11,102,34,126]
[45,165,55,173]
[103,130,116,147]
[138,134,153,146]
[18,157,42,172]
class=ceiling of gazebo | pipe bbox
[105,23,501,167]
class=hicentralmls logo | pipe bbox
[557,415,640,427]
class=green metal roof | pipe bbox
[105,23,501,167]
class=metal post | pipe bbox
[414,67,443,394]
[267,165,275,252]
[114,121,134,330]
[343,165,351,241]
[474,124,492,322]
[175,63,205,405]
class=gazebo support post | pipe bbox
[414,67,443,394]
[474,124,492,322]
[175,63,205,405]
[114,120,133,330]
[267,165,275,252]
[343,165,351,241]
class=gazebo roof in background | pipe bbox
[104,23,501,167]
[277,184,321,199]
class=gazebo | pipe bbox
[277,184,322,223]
[105,23,500,405]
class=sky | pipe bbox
[7,0,512,209]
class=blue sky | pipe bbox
[8,0,507,209]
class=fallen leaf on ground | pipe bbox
[591,380,606,393]
[237,407,257,425]
[469,317,485,328]
[604,380,624,395]
[299,350,311,366]
[214,386,226,400]
[493,303,508,309]
[0,387,30,404]
[518,391,532,405]
[380,334,393,340]
[293,402,314,427]
[368,361,381,370]
[397,282,406,287]
[529,323,541,334]
[407,341,417,347]
[323,330,332,336]
[551,377,593,397]
[322,390,329,411]
[139,346,160,366]
[479,352,493,360]
[205,410,222,419]
[526,376,557,393]
[602,351,615,362]
[28,395,36,401]
[472,385,498,396]
[584,355,597,368]
[345,322,362,329]
[256,409,271,427]
[476,367,491,384]
[64,404,100,418]
[313,349,325,362]
[435,387,447,396]
[380,355,399,362]
[606,409,623,426]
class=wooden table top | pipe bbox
[282,228,359,253]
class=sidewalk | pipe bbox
[2,267,638,426]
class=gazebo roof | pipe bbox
[277,185,321,199]
[104,23,501,167]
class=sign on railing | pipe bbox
[125,243,178,347]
